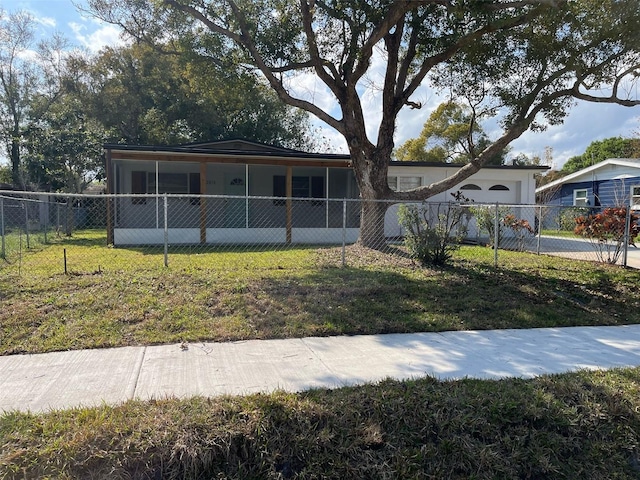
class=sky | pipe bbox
[3,0,640,169]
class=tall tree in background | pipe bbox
[79,42,317,149]
[0,9,70,187]
[561,137,640,175]
[24,93,105,193]
[395,101,508,165]
[87,0,640,247]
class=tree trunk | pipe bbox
[10,139,21,187]
[359,199,389,250]
[65,200,74,237]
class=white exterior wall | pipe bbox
[387,165,537,203]
[384,166,539,237]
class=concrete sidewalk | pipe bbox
[2,325,640,414]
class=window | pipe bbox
[460,184,481,190]
[399,176,422,191]
[632,185,640,209]
[273,175,325,205]
[387,176,422,192]
[149,173,188,194]
[489,184,510,191]
[131,171,147,204]
[573,189,588,207]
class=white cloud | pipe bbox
[69,20,124,53]
[33,15,56,28]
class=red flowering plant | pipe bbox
[502,214,535,251]
[574,207,639,264]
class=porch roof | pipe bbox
[105,143,352,169]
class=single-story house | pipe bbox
[105,139,547,245]
[536,158,640,209]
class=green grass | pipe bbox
[1,367,639,479]
[1,230,639,355]
[540,228,581,238]
[2,231,640,478]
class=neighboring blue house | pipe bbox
[537,158,640,209]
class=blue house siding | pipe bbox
[556,181,595,206]
[596,176,640,206]
[547,177,640,207]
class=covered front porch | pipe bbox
[105,142,361,246]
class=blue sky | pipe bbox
[3,0,639,169]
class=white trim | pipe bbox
[631,185,640,209]
[536,158,640,194]
[573,188,588,207]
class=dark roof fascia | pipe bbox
[389,161,549,171]
[175,138,306,154]
[104,143,351,161]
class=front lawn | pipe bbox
[1,230,639,355]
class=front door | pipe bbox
[224,174,246,228]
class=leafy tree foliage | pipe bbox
[561,137,640,174]
[86,0,640,247]
[0,9,70,187]
[24,94,105,193]
[395,101,507,165]
[78,42,318,149]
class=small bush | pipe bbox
[502,214,535,251]
[470,205,512,247]
[398,200,468,266]
[558,207,589,231]
[574,207,640,263]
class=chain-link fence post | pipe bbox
[536,205,542,255]
[43,197,48,244]
[623,205,631,268]
[163,194,169,268]
[493,202,499,267]
[0,197,5,259]
[341,199,347,267]
[23,201,30,249]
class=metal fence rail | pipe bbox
[1,190,638,275]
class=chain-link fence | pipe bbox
[1,190,638,276]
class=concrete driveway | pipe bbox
[519,235,640,269]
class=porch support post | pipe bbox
[245,164,249,228]
[200,162,207,244]
[326,167,329,229]
[286,165,292,244]
[105,149,114,245]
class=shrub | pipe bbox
[558,206,589,231]
[398,200,468,266]
[470,205,512,247]
[574,207,639,263]
[502,214,535,251]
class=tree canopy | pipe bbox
[0,9,70,187]
[0,8,320,191]
[78,42,318,149]
[561,137,640,175]
[84,0,640,246]
[395,101,508,165]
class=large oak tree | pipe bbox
[87,0,640,247]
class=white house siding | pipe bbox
[383,165,538,238]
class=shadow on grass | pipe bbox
[4,368,640,479]
[225,260,640,339]
[2,244,639,355]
